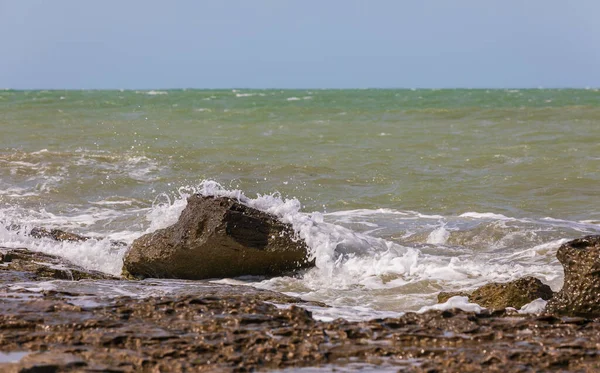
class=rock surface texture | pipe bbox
[469,276,553,310]
[0,247,116,281]
[546,235,600,317]
[438,277,553,310]
[1,288,600,372]
[124,195,313,279]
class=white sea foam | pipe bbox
[143,90,168,95]
[418,296,484,313]
[0,222,127,276]
[518,298,547,314]
[235,93,256,97]
[0,187,39,198]
[89,200,134,206]
[460,212,515,220]
[0,180,579,317]
[426,225,450,244]
[174,181,564,298]
[286,97,301,101]
[325,208,443,220]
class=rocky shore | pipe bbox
[1,196,600,371]
[1,262,599,372]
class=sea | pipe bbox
[1,88,599,321]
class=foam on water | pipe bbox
[460,212,516,221]
[417,296,484,313]
[426,225,450,244]
[2,179,599,316]
[0,224,127,276]
[519,298,548,314]
[145,181,577,309]
[139,90,168,95]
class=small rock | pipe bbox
[546,235,600,318]
[29,227,89,242]
[469,277,553,310]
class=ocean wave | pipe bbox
[2,179,594,314]
[137,90,168,95]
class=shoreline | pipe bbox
[1,246,600,372]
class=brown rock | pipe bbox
[123,195,313,279]
[469,276,553,310]
[438,277,553,309]
[546,235,600,318]
[438,291,470,303]
[29,227,90,242]
[2,285,600,372]
[0,247,117,280]
[28,227,127,248]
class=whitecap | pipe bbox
[144,90,168,95]
[459,212,515,220]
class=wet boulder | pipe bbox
[546,235,600,318]
[469,276,553,310]
[123,195,313,279]
[438,277,553,310]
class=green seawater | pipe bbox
[1,89,599,220]
[1,89,599,315]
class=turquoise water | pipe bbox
[1,89,599,317]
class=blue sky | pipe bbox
[1,0,599,89]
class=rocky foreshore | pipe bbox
[2,196,600,371]
[1,243,600,372]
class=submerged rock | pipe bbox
[30,227,90,242]
[546,235,600,318]
[438,277,553,310]
[28,227,127,247]
[123,195,313,279]
[0,247,116,280]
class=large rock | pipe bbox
[123,195,313,279]
[546,235,600,317]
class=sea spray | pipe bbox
[1,179,598,314]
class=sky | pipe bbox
[1,0,599,89]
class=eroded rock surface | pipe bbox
[1,287,600,372]
[29,227,91,242]
[438,277,553,310]
[469,276,553,310]
[546,235,600,317]
[124,195,313,279]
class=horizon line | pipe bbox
[2,86,600,91]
